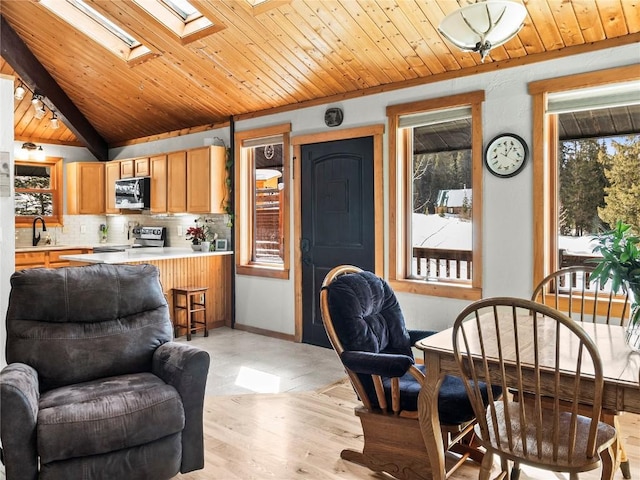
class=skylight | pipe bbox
[162,0,200,21]
[40,0,153,64]
[68,0,140,47]
[133,0,224,44]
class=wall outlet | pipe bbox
[80,225,87,234]
[177,226,182,236]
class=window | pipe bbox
[530,66,640,286]
[40,0,153,64]
[235,124,291,279]
[387,91,484,300]
[14,157,64,227]
[133,0,225,44]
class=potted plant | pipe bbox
[589,220,640,351]
[186,224,207,251]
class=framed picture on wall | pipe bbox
[215,239,227,251]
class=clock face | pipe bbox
[484,134,528,178]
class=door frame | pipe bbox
[292,124,385,342]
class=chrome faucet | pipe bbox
[32,216,47,246]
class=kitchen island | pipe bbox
[62,247,233,332]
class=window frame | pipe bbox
[14,156,64,228]
[529,65,639,287]
[387,91,484,300]
[235,123,291,279]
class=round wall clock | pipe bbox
[484,133,528,178]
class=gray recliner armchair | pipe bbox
[0,263,210,480]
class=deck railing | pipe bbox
[412,247,472,280]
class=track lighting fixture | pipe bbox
[31,94,43,110]
[34,105,47,120]
[50,112,60,129]
[14,83,26,100]
[16,81,61,129]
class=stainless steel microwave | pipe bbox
[115,177,151,209]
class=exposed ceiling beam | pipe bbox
[1,15,108,160]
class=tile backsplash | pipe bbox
[16,213,232,249]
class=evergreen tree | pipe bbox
[598,136,640,231]
[558,139,606,236]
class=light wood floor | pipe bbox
[178,329,640,480]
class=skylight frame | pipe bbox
[40,0,154,65]
[133,0,225,45]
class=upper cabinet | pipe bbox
[67,162,105,214]
[150,154,167,214]
[88,147,227,216]
[120,157,150,178]
[104,162,120,214]
[167,151,187,213]
[187,146,226,214]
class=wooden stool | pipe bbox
[172,287,209,340]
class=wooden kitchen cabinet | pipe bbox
[14,251,46,270]
[134,158,150,177]
[167,151,187,213]
[67,162,105,214]
[120,160,134,178]
[150,154,167,213]
[15,248,92,270]
[120,157,149,178]
[105,161,121,214]
[187,146,226,214]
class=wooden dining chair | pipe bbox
[532,266,632,479]
[320,265,489,480]
[452,297,617,480]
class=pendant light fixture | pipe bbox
[438,0,527,63]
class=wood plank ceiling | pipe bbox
[2,0,639,152]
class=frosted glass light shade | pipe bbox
[439,1,526,62]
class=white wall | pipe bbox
[230,44,639,334]
[1,75,15,367]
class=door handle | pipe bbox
[301,238,312,265]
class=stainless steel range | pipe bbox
[132,226,166,248]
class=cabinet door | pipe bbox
[15,252,46,270]
[187,146,226,213]
[105,162,121,214]
[186,147,211,213]
[150,155,167,213]
[67,162,105,214]
[135,158,150,177]
[49,249,90,268]
[167,151,187,213]
[120,160,134,178]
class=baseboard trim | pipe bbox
[233,323,296,342]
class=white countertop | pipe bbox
[15,245,95,253]
[60,247,233,264]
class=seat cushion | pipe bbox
[381,365,501,425]
[326,271,412,355]
[38,372,185,464]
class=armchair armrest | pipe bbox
[0,363,40,480]
[152,342,210,474]
[341,351,414,377]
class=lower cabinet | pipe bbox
[15,248,92,270]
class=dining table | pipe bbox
[415,319,640,480]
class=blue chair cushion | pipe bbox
[326,271,413,356]
[379,365,501,425]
